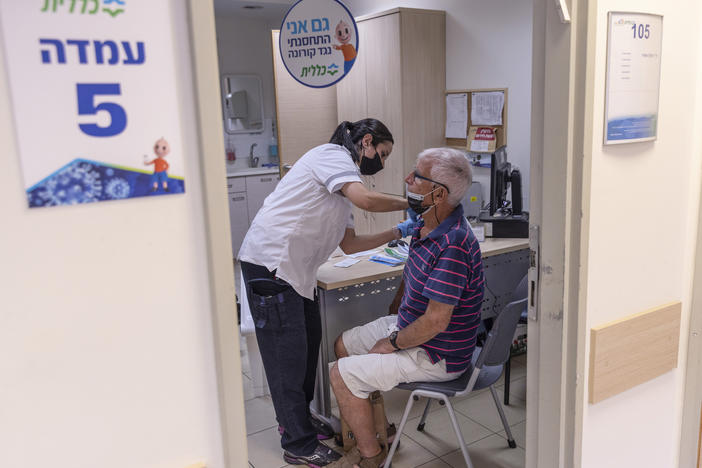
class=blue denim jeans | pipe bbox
[240,261,321,456]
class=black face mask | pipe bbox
[359,150,383,175]
[406,188,438,215]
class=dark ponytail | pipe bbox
[329,118,394,163]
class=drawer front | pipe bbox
[226,176,246,193]
[228,191,249,257]
[245,174,280,224]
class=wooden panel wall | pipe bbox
[400,10,446,166]
[363,12,405,234]
[589,301,682,404]
[336,8,446,235]
[271,30,338,177]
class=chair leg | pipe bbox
[384,392,417,468]
[443,396,475,468]
[489,385,517,448]
[417,399,432,431]
[504,355,511,405]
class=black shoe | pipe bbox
[278,416,335,441]
[309,415,335,440]
[283,443,342,466]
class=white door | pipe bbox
[527,0,585,466]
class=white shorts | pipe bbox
[338,316,459,399]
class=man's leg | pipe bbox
[331,344,460,462]
[334,334,349,359]
[330,363,382,459]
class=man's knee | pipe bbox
[330,362,345,392]
[334,334,349,359]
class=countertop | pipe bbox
[316,237,529,290]
[226,166,279,177]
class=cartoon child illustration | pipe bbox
[332,20,357,74]
[144,137,170,192]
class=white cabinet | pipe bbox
[336,8,446,234]
[228,190,249,257]
[226,172,280,257]
[245,174,280,224]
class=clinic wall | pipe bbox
[0,3,227,468]
[215,14,281,170]
[579,1,702,467]
[345,0,533,210]
[215,14,278,123]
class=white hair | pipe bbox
[416,147,472,207]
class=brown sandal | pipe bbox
[327,446,386,468]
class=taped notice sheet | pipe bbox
[468,126,497,153]
[471,91,504,126]
[445,93,468,138]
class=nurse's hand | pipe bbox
[396,218,417,237]
[369,337,395,354]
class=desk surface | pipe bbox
[317,237,529,290]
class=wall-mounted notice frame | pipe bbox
[0,0,188,208]
[604,12,663,145]
[445,88,508,150]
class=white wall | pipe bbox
[341,0,533,209]
[0,3,228,468]
[580,1,702,467]
[215,0,533,208]
[216,14,279,121]
[215,14,282,170]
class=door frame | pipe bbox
[195,0,596,465]
[188,1,249,467]
[528,0,590,466]
[680,153,702,467]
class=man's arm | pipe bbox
[341,181,408,212]
[388,279,405,315]
[338,227,399,254]
[369,299,453,354]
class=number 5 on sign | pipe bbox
[77,83,128,137]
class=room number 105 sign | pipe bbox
[0,1,187,207]
[604,12,663,145]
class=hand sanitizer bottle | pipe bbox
[269,122,278,164]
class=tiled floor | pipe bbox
[241,335,528,468]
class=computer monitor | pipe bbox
[489,148,510,216]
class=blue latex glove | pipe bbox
[406,207,420,222]
[396,217,417,237]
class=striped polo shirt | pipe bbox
[397,204,484,373]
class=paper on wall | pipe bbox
[445,93,468,138]
[471,91,504,125]
[470,140,490,152]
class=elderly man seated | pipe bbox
[327,147,485,468]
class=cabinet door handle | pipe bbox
[260,177,272,182]
[231,196,245,202]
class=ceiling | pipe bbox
[213,0,294,22]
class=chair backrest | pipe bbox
[513,274,528,302]
[474,274,528,368]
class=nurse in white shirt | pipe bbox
[238,118,414,466]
